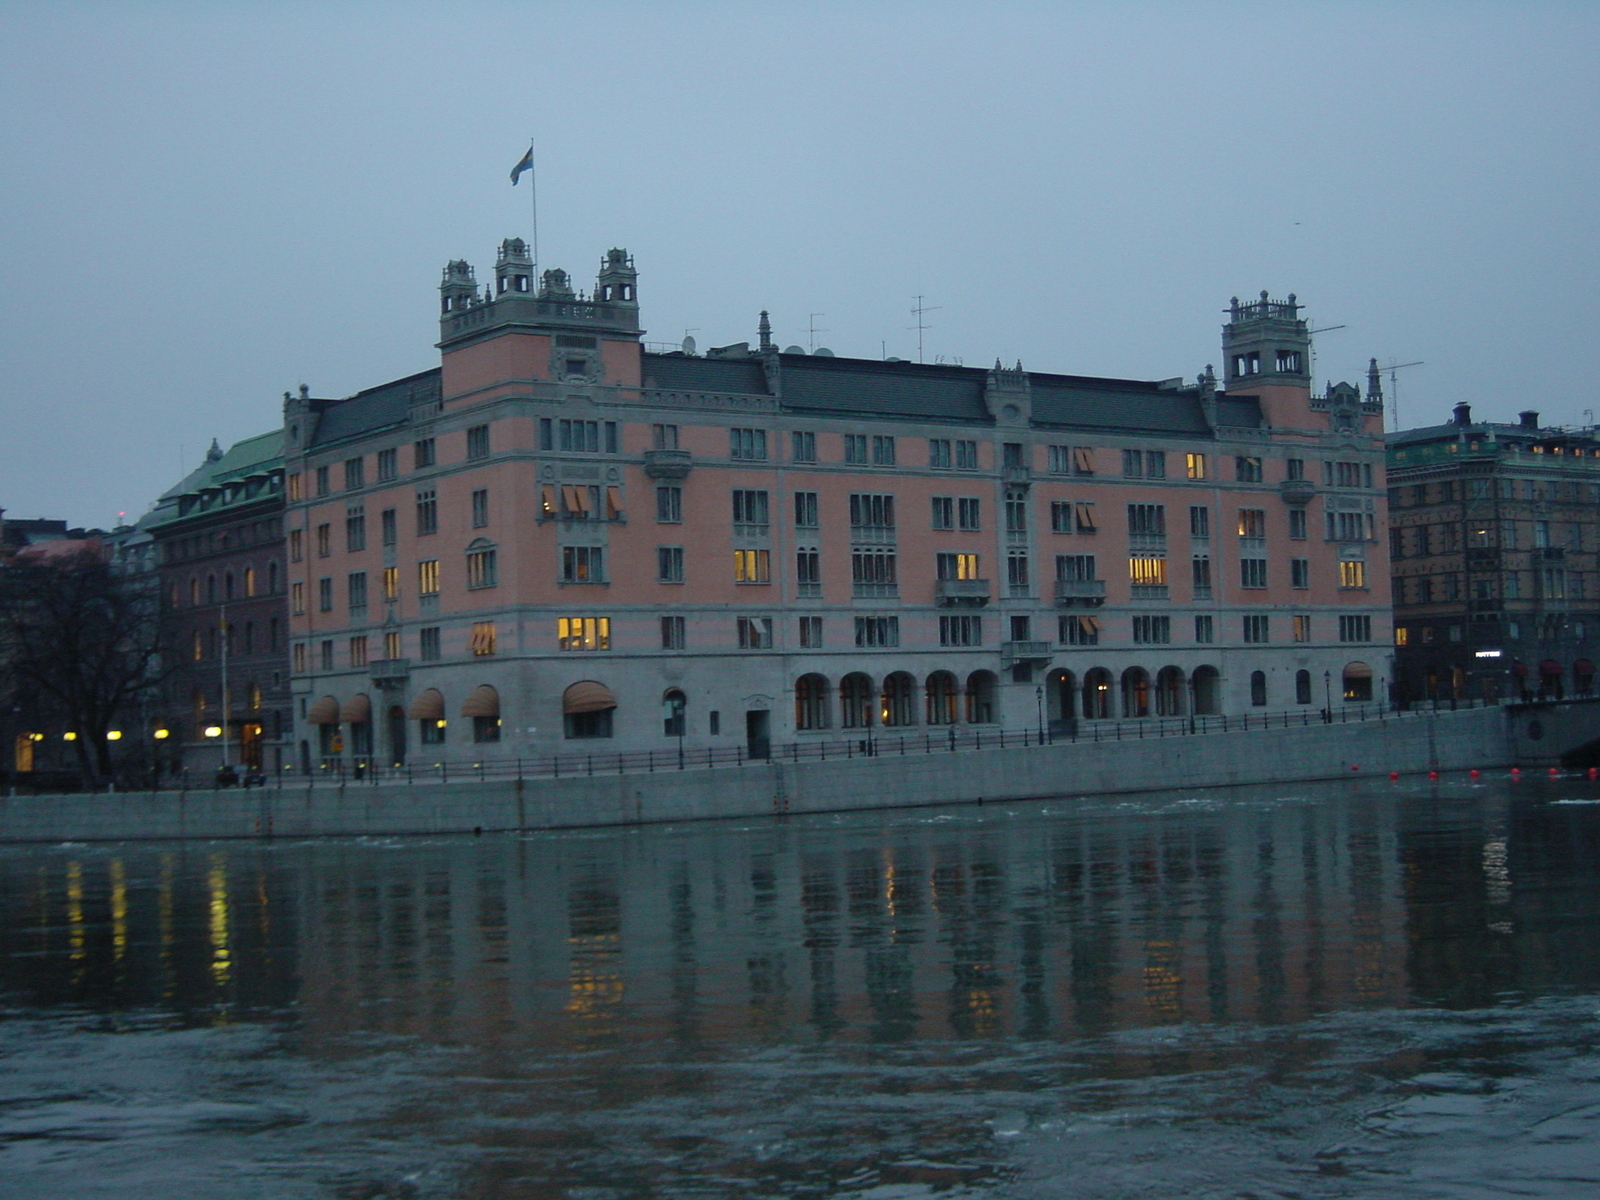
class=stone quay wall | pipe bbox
[0,705,1526,844]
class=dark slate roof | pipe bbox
[309,368,440,448]
[1215,396,1264,427]
[1030,374,1207,434]
[778,356,989,423]
[641,354,768,395]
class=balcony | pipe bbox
[935,577,991,606]
[1053,578,1106,606]
[371,658,410,686]
[1002,464,1032,486]
[1534,546,1566,562]
[1002,640,1052,665]
[1278,478,1317,504]
[642,449,692,479]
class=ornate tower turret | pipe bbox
[440,260,478,315]
[1221,291,1311,389]
[595,248,637,306]
[494,238,532,297]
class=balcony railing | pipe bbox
[371,658,411,684]
[935,577,990,606]
[1001,640,1052,663]
[1053,578,1106,606]
[642,449,692,479]
[1278,478,1317,504]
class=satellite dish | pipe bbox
[783,345,806,355]
[885,357,906,363]
[814,347,835,357]
[681,334,697,355]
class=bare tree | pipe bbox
[0,551,169,783]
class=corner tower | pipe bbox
[1222,291,1311,390]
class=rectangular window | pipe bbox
[733,489,770,531]
[1047,445,1072,475]
[346,506,366,552]
[1005,496,1027,533]
[316,523,330,556]
[931,496,954,529]
[1339,559,1368,589]
[956,440,980,470]
[418,559,439,596]
[939,614,983,647]
[1128,504,1166,537]
[292,642,307,672]
[790,429,816,462]
[734,548,770,583]
[656,485,682,523]
[1129,556,1167,587]
[958,497,982,531]
[1243,614,1270,643]
[937,552,982,580]
[1132,615,1171,644]
[799,615,823,647]
[854,616,900,647]
[1339,615,1372,643]
[1071,502,1096,533]
[470,621,496,656]
[1325,510,1373,542]
[796,548,820,592]
[848,493,895,531]
[738,616,774,649]
[1189,506,1210,539]
[929,438,953,469]
[1191,555,1212,592]
[318,577,333,612]
[1145,451,1166,479]
[1007,552,1030,596]
[349,635,368,667]
[1050,501,1075,533]
[1291,558,1310,588]
[851,549,898,596]
[320,640,334,670]
[730,427,768,460]
[872,435,896,465]
[1122,449,1144,478]
[1237,508,1266,540]
[652,423,680,450]
[466,546,497,589]
[287,472,303,501]
[344,457,365,490]
[289,528,303,562]
[1055,553,1096,581]
[471,489,489,528]
[1288,508,1307,540]
[415,488,437,536]
[1286,457,1305,481]
[413,438,435,469]
[660,615,685,650]
[1240,558,1268,589]
[376,448,397,481]
[559,616,611,651]
[1293,614,1311,643]
[1235,455,1263,482]
[291,581,305,615]
[465,424,489,460]
[1059,614,1100,645]
[557,419,608,453]
[380,508,396,547]
[382,566,399,600]
[348,571,368,611]
[562,545,605,583]
[1186,452,1207,480]
[315,466,330,496]
[658,546,684,583]
[844,434,868,464]
[1194,614,1214,644]
[794,491,819,528]
[419,626,440,660]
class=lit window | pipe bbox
[469,622,496,656]
[559,616,611,651]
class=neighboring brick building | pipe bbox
[147,433,289,775]
[285,243,1391,770]
[1387,404,1600,703]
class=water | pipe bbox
[2,775,1599,1198]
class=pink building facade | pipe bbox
[284,244,1390,770]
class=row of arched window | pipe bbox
[177,561,280,607]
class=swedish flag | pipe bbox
[510,148,534,185]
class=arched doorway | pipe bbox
[1539,659,1564,700]
[386,704,407,766]
[840,673,875,729]
[1250,671,1267,707]
[924,671,958,725]
[562,680,616,738]
[1083,668,1113,719]
[1121,667,1150,718]
[1295,669,1312,705]
[794,675,829,730]
[965,671,997,723]
[464,685,501,743]
[1342,662,1373,702]
[1154,667,1184,716]
[1191,666,1220,715]
[1045,668,1076,729]
[882,672,916,727]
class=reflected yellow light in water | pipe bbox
[159,855,175,999]
[110,859,127,968]
[208,854,232,995]
[66,861,85,963]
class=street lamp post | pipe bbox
[1323,670,1333,722]
[1036,685,1045,745]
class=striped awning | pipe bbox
[339,693,372,724]
[307,695,340,725]
[408,688,445,721]
[563,680,616,714]
[461,685,500,718]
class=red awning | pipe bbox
[307,696,340,725]
[1511,661,1529,678]
[1540,659,1563,676]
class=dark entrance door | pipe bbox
[387,705,408,766]
[745,710,770,760]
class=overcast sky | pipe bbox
[3,1,1597,528]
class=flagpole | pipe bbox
[527,139,539,283]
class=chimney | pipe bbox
[1452,402,1472,426]
[1519,410,1540,430]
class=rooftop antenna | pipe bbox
[807,313,827,354]
[910,295,941,364]
[1380,359,1425,432]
